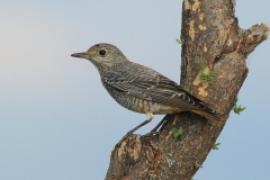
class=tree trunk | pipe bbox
[105,0,269,179]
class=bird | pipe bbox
[71,43,220,136]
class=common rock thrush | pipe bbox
[71,43,219,135]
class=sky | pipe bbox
[0,0,269,179]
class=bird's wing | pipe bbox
[102,70,211,113]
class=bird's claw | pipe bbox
[144,130,160,137]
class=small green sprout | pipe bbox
[233,98,246,115]
[176,38,183,44]
[200,72,215,81]
[172,127,185,140]
[199,63,215,82]
[212,142,221,150]
[233,105,246,115]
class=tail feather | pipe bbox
[192,109,225,125]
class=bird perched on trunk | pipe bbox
[71,43,219,136]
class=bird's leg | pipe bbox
[149,117,167,134]
[116,113,153,147]
[145,114,172,136]
[127,113,153,135]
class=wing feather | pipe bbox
[101,68,210,112]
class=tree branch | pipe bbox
[105,0,269,179]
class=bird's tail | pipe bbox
[192,108,225,125]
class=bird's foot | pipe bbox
[144,130,160,137]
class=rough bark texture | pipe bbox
[106,0,269,179]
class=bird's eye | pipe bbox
[99,49,107,56]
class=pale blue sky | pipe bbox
[0,0,269,179]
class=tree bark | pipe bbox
[105,0,269,179]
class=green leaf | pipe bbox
[212,142,221,150]
[233,105,246,115]
[199,63,215,82]
[200,72,215,82]
[172,127,185,140]
[233,98,246,115]
[176,38,183,44]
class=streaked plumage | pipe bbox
[101,62,215,115]
[71,43,219,134]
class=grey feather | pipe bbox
[101,62,215,114]
[71,43,219,120]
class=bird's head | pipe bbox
[71,43,127,67]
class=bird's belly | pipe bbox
[104,86,180,114]
[112,94,178,114]
[141,101,178,114]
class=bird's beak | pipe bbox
[71,52,88,59]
